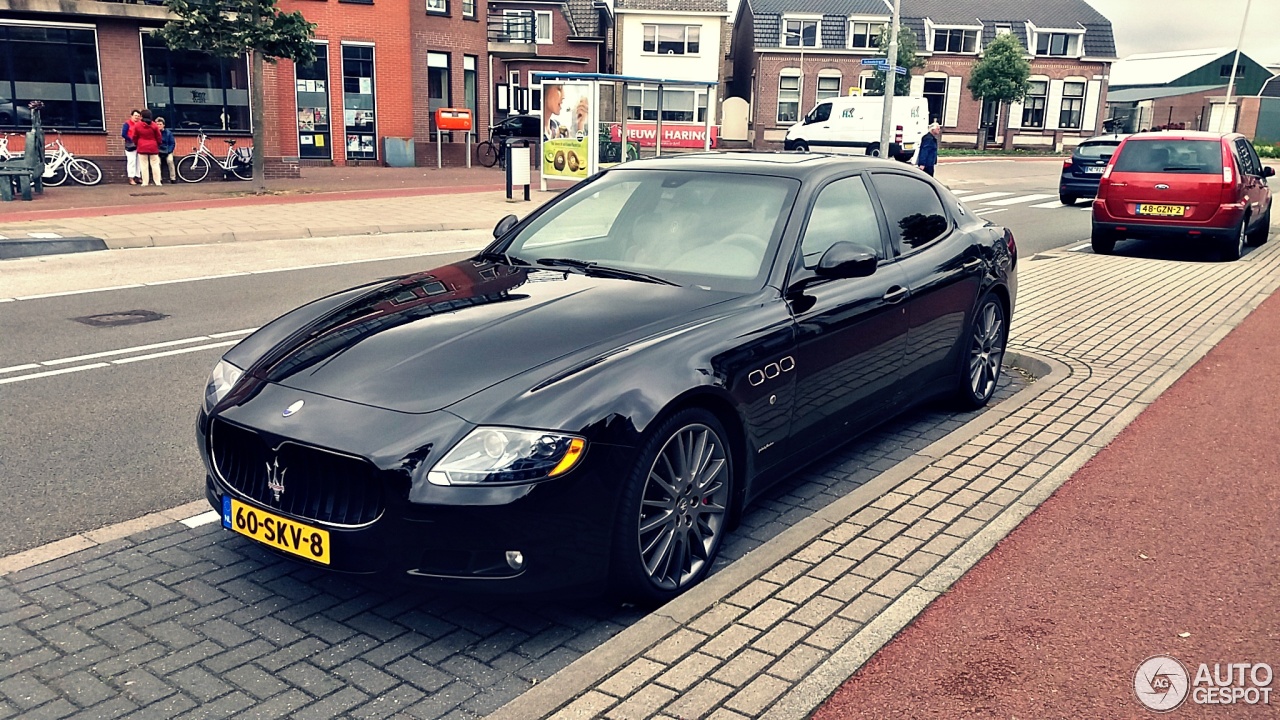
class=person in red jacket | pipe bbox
[131,109,164,186]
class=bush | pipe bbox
[1254,142,1280,159]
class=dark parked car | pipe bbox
[1092,131,1273,259]
[198,153,1017,602]
[1059,133,1126,205]
[490,113,540,142]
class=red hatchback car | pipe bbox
[1091,131,1273,260]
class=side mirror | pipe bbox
[1264,166,1275,178]
[493,214,519,238]
[815,242,878,279]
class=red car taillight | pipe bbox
[1005,228,1017,266]
[1063,159,1073,170]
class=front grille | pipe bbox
[210,418,384,526]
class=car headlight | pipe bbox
[423,427,586,487]
[203,359,244,413]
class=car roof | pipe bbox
[1122,131,1233,142]
[1078,134,1127,144]
[608,151,901,179]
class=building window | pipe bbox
[464,55,477,136]
[848,21,881,50]
[626,85,708,122]
[1219,64,1246,78]
[1035,32,1078,56]
[643,24,700,55]
[342,44,376,160]
[143,34,249,132]
[923,76,946,124]
[428,52,450,133]
[502,10,551,43]
[782,20,819,48]
[1021,79,1047,128]
[426,0,448,14]
[931,28,979,54]
[1059,81,1085,129]
[777,72,800,123]
[295,43,330,159]
[995,24,1011,35]
[462,0,474,17]
[816,74,841,101]
[858,70,876,93]
[0,24,103,130]
[536,11,552,43]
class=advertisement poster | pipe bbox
[540,82,593,180]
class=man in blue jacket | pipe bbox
[917,122,940,176]
[156,116,177,183]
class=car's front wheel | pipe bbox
[610,408,733,604]
[792,140,809,152]
[1247,207,1270,247]
[955,293,1007,410]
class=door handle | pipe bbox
[962,258,982,271]
[883,286,908,304]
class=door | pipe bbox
[869,171,984,392]
[1234,137,1272,226]
[980,98,1000,144]
[803,101,833,146]
[786,174,910,450]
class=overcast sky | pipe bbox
[1082,0,1276,63]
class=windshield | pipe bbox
[500,169,800,292]
[1075,141,1120,160]
[1113,139,1223,173]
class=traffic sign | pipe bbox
[861,58,887,65]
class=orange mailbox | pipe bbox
[435,108,473,132]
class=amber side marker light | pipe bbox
[549,438,586,477]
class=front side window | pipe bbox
[848,21,881,49]
[1059,81,1085,129]
[932,28,978,54]
[143,34,249,132]
[871,172,949,251]
[643,24,700,55]
[816,75,841,101]
[783,20,819,48]
[0,24,103,130]
[806,102,831,123]
[1021,80,1047,128]
[777,73,800,123]
[801,175,883,267]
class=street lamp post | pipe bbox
[1222,0,1253,131]
[877,0,901,158]
[783,29,807,120]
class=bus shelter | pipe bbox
[531,72,718,192]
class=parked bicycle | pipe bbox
[42,130,103,187]
[0,133,20,161]
[476,136,507,169]
[176,129,253,182]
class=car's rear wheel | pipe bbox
[1060,193,1077,206]
[1247,208,1270,246]
[955,294,1007,410]
[1091,227,1116,254]
[610,408,733,605]
[1221,216,1247,261]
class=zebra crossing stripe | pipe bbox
[949,189,975,195]
[1031,200,1068,208]
[958,191,1013,202]
[982,193,1054,206]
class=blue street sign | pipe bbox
[860,58,886,65]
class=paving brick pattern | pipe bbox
[4,239,1277,719]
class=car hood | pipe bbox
[250,260,730,413]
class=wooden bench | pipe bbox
[0,161,33,201]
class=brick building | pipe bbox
[727,0,1117,151]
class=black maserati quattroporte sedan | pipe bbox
[198,152,1017,603]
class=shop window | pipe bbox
[0,24,103,130]
[342,44,376,160]
[295,43,330,159]
[143,34,249,132]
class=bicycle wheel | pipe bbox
[43,162,68,187]
[476,141,499,168]
[176,154,211,183]
[230,159,252,181]
[68,158,103,186]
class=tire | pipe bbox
[1091,227,1115,255]
[610,408,734,605]
[1059,194,1077,206]
[43,162,68,187]
[176,154,211,183]
[868,143,881,157]
[1221,215,1247,261]
[230,160,252,181]
[1246,207,1270,246]
[955,293,1008,410]
[67,158,102,186]
[792,140,809,153]
[476,141,499,168]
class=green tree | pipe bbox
[154,0,317,192]
[867,26,925,97]
[967,33,1031,145]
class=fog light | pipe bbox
[505,550,525,571]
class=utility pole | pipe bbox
[877,0,901,158]
[1221,0,1253,132]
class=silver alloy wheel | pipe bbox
[637,423,730,591]
[1236,218,1247,258]
[969,301,1005,401]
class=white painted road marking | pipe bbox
[0,329,256,385]
[1069,243,1092,251]
[959,191,1014,202]
[112,340,238,364]
[974,208,1008,216]
[26,232,64,239]
[180,511,221,528]
[1032,200,1069,208]
[983,193,1054,206]
[0,363,111,385]
[0,363,41,375]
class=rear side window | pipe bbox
[1075,141,1119,160]
[1113,139,1223,173]
[870,173,950,251]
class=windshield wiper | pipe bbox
[475,250,534,267]
[536,257,679,286]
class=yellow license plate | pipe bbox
[222,497,330,564]
[1137,204,1185,217]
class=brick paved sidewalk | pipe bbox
[1,238,1278,719]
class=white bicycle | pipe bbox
[42,130,104,187]
[176,129,253,182]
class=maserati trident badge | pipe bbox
[282,400,304,417]
[266,457,287,501]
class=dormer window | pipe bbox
[782,19,820,48]
[931,27,979,54]
[1033,30,1082,56]
[848,20,883,50]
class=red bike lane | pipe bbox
[815,290,1280,718]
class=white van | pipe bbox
[784,96,930,160]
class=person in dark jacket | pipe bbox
[121,109,142,185]
[131,109,164,186]
[917,122,940,177]
[156,116,177,183]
